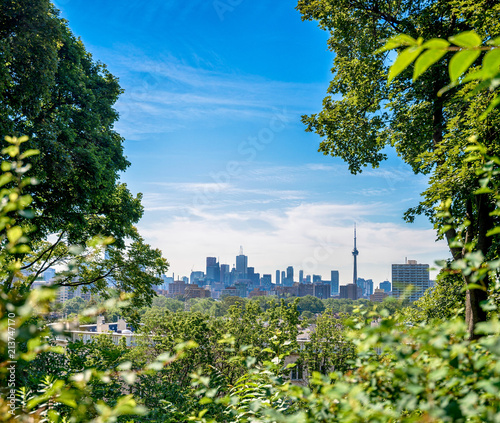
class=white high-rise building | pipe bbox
[391,259,430,302]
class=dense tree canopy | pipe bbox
[297,0,500,334]
[0,1,169,306]
[0,0,142,246]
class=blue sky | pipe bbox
[54,0,450,285]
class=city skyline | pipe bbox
[166,243,425,289]
[54,0,451,283]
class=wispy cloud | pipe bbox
[94,47,326,136]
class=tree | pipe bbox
[0,0,142,245]
[0,1,169,305]
[400,267,466,324]
[300,310,356,376]
[296,0,500,336]
[294,295,325,314]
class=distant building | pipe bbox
[249,288,267,298]
[392,259,430,302]
[365,279,374,296]
[379,280,391,293]
[221,286,238,298]
[236,246,248,279]
[340,283,358,300]
[261,274,272,290]
[168,280,186,297]
[299,269,304,283]
[297,283,314,297]
[233,281,248,297]
[57,283,91,303]
[44,268,56,283]
[185,285,211,299]
[220,264,230,286]
[190,271,204,285]
[370,288,388,302]
[276,270,281,285]
[163,275,174,291]
[331,270,339,295]
[206,257,220,282]
[276,285,298,298]
[285,266,294,286]
[314,283,330,299]
[312,274,321,283]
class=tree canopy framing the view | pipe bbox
[296,0,500,336]
[0,0,169,305]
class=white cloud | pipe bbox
[137,201,450,284]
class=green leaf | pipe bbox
[413,48,447,80]
[449,31,482,47]
[486,227,500,237]
[481,49,500,77]
[388,46,423,82]
[375,34,418,54]
[7,226,23,244]
[19,149,40,159]
[449,49,481,81]
[422,38,450,49]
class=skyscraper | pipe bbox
[276,270,280,285]
[285,266,294,286]
[331,270,339,295]
[380,280,391,293]
[220,264,230,286]
[236,246,248,279]
[392,259,430,302]
[206,257,220,282]
[299,269,304,283]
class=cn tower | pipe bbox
[352,223,359,284]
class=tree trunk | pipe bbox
[465,278,489,340]
[465,193,494,340]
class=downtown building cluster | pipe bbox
[156,243,433,303]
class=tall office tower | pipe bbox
[331,270,339,295]
[206,257,220,282]
[356,277,366,297]
[365,279,374,296]
[313,274,321,283]
[276,270,280,285]
[281,271,286,286]
[352,223,359,284]
[305,274,311,283]
[220,264,230,285]
[248,267,259,286]
[285,266,294,286]
[379,280,391,293]
[392,259,430,302]
[236,246,248,279]
[299,269,304,283]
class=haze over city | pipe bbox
[54,0,450,282]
